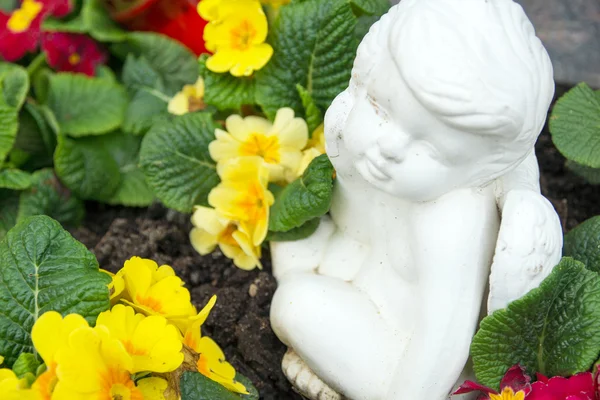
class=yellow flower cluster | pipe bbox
[199,0,273,77]
[190,109,325,270]
[167,78,206,116]
[0,256,246,399]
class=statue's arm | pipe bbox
[488,152,563,313]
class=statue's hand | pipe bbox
[488,189,563,313]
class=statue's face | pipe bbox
[327,52,513,202]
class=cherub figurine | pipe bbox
[269,0,562,399]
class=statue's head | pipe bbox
[325,0,554,202]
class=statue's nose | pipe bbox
[377,133,409,162]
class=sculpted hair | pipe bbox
[353,0,554,152]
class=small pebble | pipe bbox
[249,283,258,297]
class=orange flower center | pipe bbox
[218,224,241,247]
[7,0,43,33]
[122,340,148,356]
[229,20,257,51]
[237,181,268,221]
[34,363,58,400]
[197,354,211,377]
[68,53,81,65]
[101,368,143,400]
[135,294,164,313]
[239,133,280,164]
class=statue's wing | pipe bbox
[487,189,563,314]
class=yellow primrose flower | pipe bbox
[197,0,222,22]
[0,369,37,400]
[209,108,309,183]
[101,269,126,304]
[204,0,273,77]
[167,77,206,116]
[120,257,196,323]
[208,157,274,246]
[95,305,184,373]
[490,387,526,400]
[30,312,89,400]
[136,377,171,400]
[190,206,262,270]
[297,123,326,177]
[196,336,248,394]
[52,326,142,400]
[7,0,42,33]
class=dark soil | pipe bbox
[68,87,600,400]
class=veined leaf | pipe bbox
[199,54,255,111]
[140,113,219,213]
[0,216,110,367]
[471,258,600,389]
[180,371,259,400]
[0,169,32,190]
[255,0,358,119]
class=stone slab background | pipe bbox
[389,0,600,87]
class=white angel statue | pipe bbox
[269,0,563,399]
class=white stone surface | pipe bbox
[270,1,563,399]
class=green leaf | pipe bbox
[96,65,117,82]
[81,0,127,42]
[0,0,16,12]
[54,135,121,201]
[112,32,198,95]
[121,55,170,135]
[0,64,29,164]
[471,258,600,389]
[565,160,600,185]
[349,0,391,16]
[0,189,19,240]
[12,353,41,379]
[269,155,334,232]
[268,218,320,241]
[0,63,29,109]
[180,371,259,400]
[199,54,255,111]
[42,16,88,33]
[140,113,219,213]
[550,83,600,168]
[0,169,32,190]
[563,216,600,273]
[14,103,57,170]
[0,215,110,367]
[296,84,322,133]
[17,169,85,227]
[46,73,128,137]
[101,134,154,207]
[31,67,53,104]
[255,0,357,119]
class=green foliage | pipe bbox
[0,216,110,367]
[349,0,391,15]
[112,32,198,95]
[0,190,19,240]
[566,161,600,185]
[0,169,32,190]
[121,55,170,135]
[13,103,57,170]
[550,83,600,168]
[46,73,128,137]
[471,258,600,389]
[54,134,121,201]
[17,169,85,226]
[101,134,154,207]
[297,84,323,133]
[0,63,29,164]
[255,0,358,119]
[81,0,127,42]
[564,216,600,273]
[180,371,259,400]
[268,218,320,241]
[140,113,219,213]
[199,55,256,111]
[269,155,334,232]
[12,353,41,379]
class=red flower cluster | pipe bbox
[454,365,597,400]
[0,0,71,61]
[42,32,107,76]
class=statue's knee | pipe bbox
[270,275,319,342]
